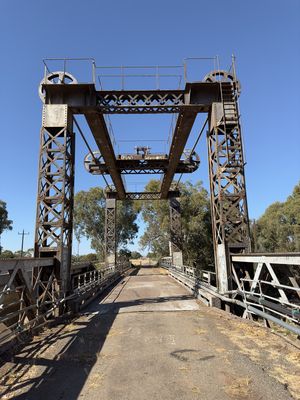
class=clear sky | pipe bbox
[0,0,299,255]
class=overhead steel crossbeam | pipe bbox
[86,158,199,175]
[96,90,185,114]
[125,190,180,200]
[42,82,220,114]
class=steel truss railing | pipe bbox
[0,259,131,349]
[231,253,300,333]
[160,253,300,335]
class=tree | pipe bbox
[0,200,13,254]
[137,180,170,258]
[0,250,14,259]
[130,251,142,259]
[138,180,214,269]
[74,187,138,260]
[254,182,300,252]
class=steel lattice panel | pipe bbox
[97,91,184,114]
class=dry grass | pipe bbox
[194,328,206,335]
[191,386,201,394]
[217,315,300,399]
[224,377,252,398]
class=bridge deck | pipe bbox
[0,267,299,399]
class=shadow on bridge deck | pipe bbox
[0,267,299,400]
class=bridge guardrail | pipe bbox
[160,254,300,335]
[231,253,300,334]
[0,259,133,350]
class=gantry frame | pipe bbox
[34,65,250,299]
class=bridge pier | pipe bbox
[34,104,75,300]
[105,192,117,267]
[169,195,183,266]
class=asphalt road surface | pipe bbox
[0,267,299,399]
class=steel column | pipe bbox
[207,82,250,292]
[105,193,117,267]
[169,196,183,266]
[34,104,75,297]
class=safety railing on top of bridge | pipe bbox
[0,257,132,350]
[41,56,239,91]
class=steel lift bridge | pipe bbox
[2,57,299,351]
[33,57,249,302]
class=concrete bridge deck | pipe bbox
[0,267,299,400]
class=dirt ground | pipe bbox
[0,267,299,400]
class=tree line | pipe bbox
[1,181,299,261]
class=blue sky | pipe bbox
[0,0,299,254]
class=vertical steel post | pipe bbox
[207,81,250,293]
[105,192,117,267]
[34,104,75,297]
[169,195,183,266]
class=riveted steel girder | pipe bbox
[160,112,197,198]
[85,113,126,199]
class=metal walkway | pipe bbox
[0,267,298,400]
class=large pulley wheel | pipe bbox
[84,151,103,173]
[39,71,78,102]
[203,69,241,93]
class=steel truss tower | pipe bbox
[34,105,75,297]
[105,193,117,266]
[169,196,183,266]
[208,82,250,292]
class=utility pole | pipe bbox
[18,230,29,257]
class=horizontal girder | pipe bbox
[125,191,180,200]
[43,82,221,114]
[86,158,199,175]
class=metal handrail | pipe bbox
[42,56,236,91]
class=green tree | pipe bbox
[130,250,142,259]
[74,187,138,260]
[254,182,300,252]
[138,180,214,269]
[0,200,13,253]
[0,249,15,259]
[138,180,170,258]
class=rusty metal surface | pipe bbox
[105,194,117,266]
[33,61,252,314]
[169,196,182,264]
[34,104,75,297]
[85,113,126,199]
[85,152,200,175]
[207,78,251,291]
